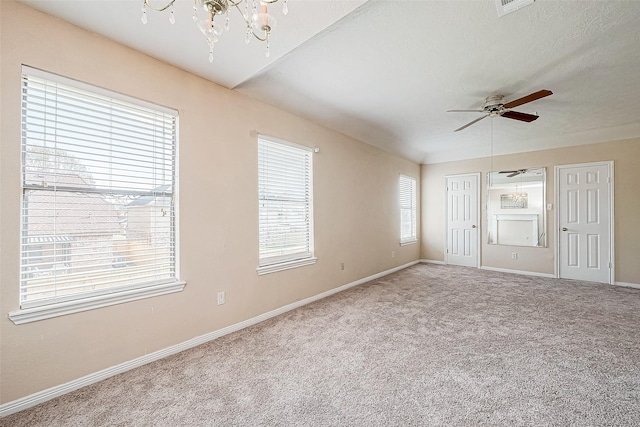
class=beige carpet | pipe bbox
[2,264,639,426]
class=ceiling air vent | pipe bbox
[496,0,535,17]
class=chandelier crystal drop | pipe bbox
[141,0,286,61]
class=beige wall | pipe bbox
[0,1,420,404]
[421,138,640,283]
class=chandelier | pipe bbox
[141,0,288,62]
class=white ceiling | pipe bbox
[18,0,640,164]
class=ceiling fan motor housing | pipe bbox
[483,95,506,113]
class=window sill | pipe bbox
[400,239,418,246]
[8,281,186,325]
[257,257,318,275]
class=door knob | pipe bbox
[562,227,568,231]
[472,225,477,228]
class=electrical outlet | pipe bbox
[392,251,396,258]
[217,291,225,305]
[340,262,345,271]
[512,253,518,259]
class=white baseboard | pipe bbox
[0,260,420,418]
[419,259,445,265]
[481,268,639,288]
[614,281,640,290]
[480,266,556,279]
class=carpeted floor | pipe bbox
[2,263,639,426]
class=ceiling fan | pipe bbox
[448,89,553,132]
[499,169,528,178]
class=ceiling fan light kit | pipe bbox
[141,0,288,62]
[448,89,553,132]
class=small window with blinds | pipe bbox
[400,175,417,245]
[14,66,184,322]
[257,136,317,275]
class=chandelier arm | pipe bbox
[251,30,269,42]
[229,1,270,42]
[143,0,176,12]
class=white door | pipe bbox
[446,174,479,267]
[557,162,613,284]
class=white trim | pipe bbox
[9,281,186,325]
[400,239,417,246]
[480,266,556,278]
[420,259,446,265]
[554,161,615,284]
[614,281,640,290]
[0,260,419,418]
[257,257,318,275]
[610,163,616,285]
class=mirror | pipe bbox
[487,168,546,247]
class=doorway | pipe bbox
[446,173,480,267]
[556,162,613,284]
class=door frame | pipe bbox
[444,172,481,267]
[554,161,615,284]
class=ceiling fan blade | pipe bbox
[447,109,484,113]
[500,168,528,177]
[501,110,539,122]
[454,114,489,132]
[503,89,553,109]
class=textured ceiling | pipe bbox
[18,0,640,164]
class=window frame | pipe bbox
[10,66,184,325]
[257,134,317,275]
[399,174,418,246]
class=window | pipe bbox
[12,66,184,324]
[257,136,316,274]
[400,175,417,245]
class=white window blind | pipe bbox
[19,67,179,310]
[400,175,417,244]
[258,136,315,272]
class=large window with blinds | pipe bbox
[400,174,417,245]
[14,66,183,323]
[257,136,316,274]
